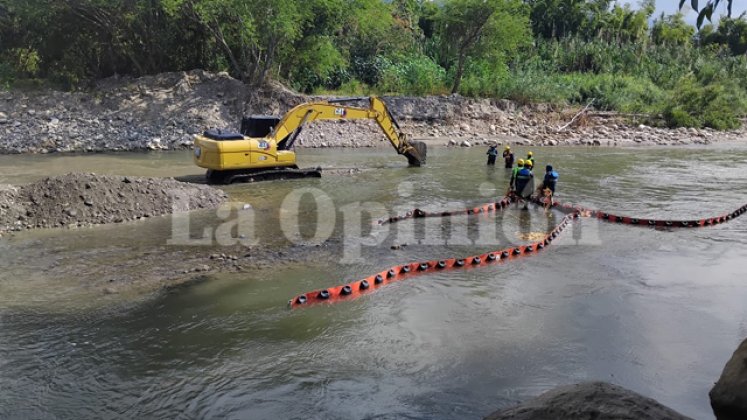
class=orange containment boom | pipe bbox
[289,195,747,308]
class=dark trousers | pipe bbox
[487,155,497,165]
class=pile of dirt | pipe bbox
[0,172,227,235]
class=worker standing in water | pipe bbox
[509,159,524,194]
[486,143,498,165]
[539,165,559,212]
[515,160,534,209]
[526,151,535,167]
[502,146,514,168]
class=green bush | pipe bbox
[377,55,447,95]
[492,71,577,105]
[455,59,509,97]
[0,61,14,89]
[572,74,666,113]
[663,77,747,129]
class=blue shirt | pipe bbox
[517,168,533,179]
[543,171,558,192]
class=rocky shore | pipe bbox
[0,70,743,155]
[0,172,227,235]
[484,382,690,420]
[484,337,747,420]
[710,337,747,420]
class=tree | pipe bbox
[596,1,654,44]
[701,15,747,55]
[526,0,612,40]
[391,0,419,32]
[164,0,307,86]
[652,13,696,47]
[436,0,529,94]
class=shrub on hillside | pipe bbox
[377,55,447,95]
[572,74,666,114]
[663,77,747,130]
[492,70,576,104]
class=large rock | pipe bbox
[484,382,691,420]
[710,338,747,420]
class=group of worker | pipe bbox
[487,144,559,210]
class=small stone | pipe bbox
[103,287,118,295]
[460,140,471,147]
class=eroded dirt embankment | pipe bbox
[0,172,227,235]
[1,70,743,154]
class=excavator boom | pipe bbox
[270,97,426,166]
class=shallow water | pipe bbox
[1,145,747,419]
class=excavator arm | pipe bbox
[269,97,426,166]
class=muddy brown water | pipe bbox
[1,145,747,419]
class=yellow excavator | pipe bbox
[193,96,427,184]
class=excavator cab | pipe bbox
[240,115,296,151]
[241,116,280,137]
[193,96,426,184]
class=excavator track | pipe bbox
[206,167,322,184]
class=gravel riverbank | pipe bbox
[0,70,743,155]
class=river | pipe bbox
[1,145,746,419]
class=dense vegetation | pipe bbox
[1,0,746,129]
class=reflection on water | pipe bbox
[2,145,747,419]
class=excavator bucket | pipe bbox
[405,140,427,167]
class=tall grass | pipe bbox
[326,38,747,130]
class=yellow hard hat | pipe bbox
[528,151,533,156]
[505,145,510,150]
[525,160,533,167]
[517,159,524,166]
